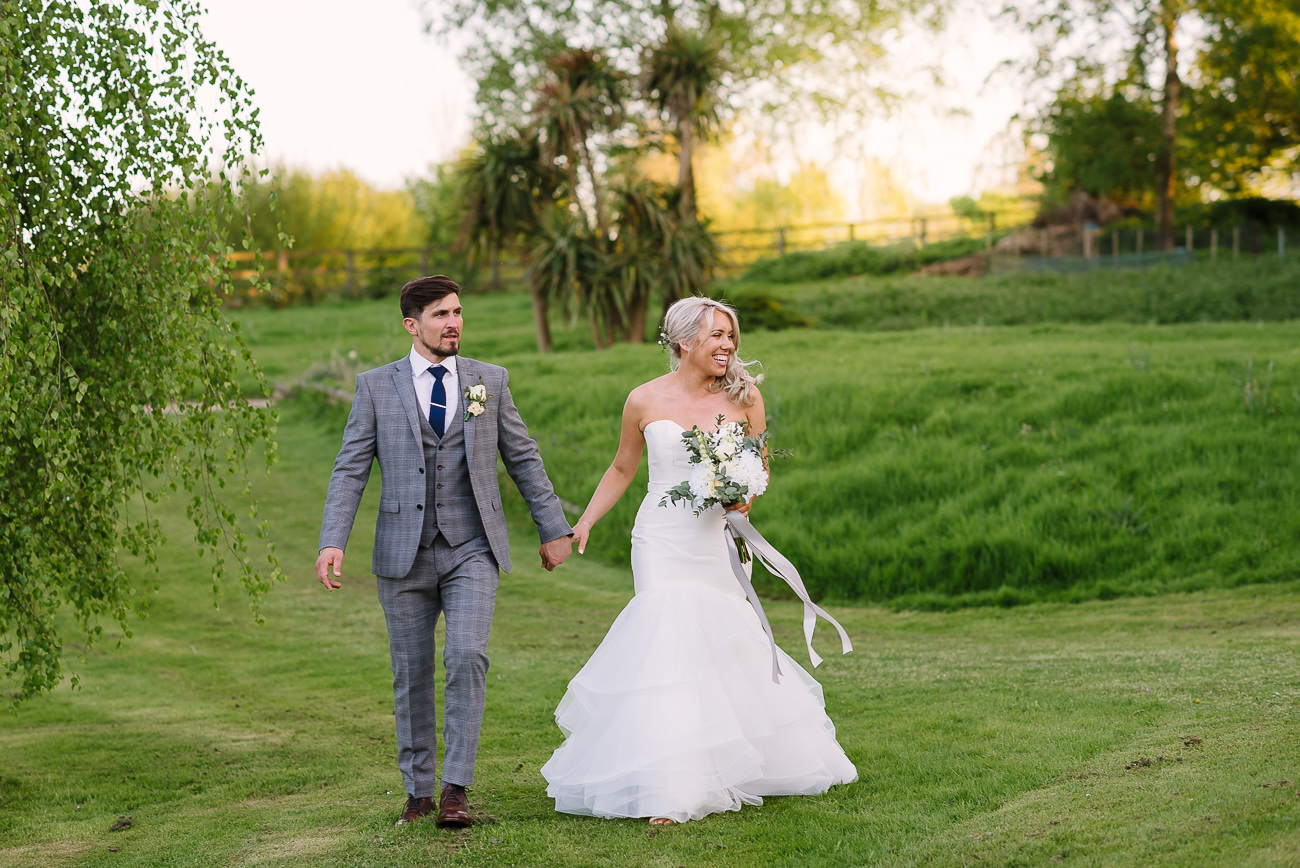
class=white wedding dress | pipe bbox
[540,420,857,823]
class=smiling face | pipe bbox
[404,292,463,361]
[683,309,736,378]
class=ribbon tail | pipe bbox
[724,512,854,667]
[724,523,783,683]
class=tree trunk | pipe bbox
[579,138,611,240]
[1156,6,1180,251]
[529,284,554,353]
[677,116,696,220]
[626,289,648,343]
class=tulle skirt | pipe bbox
[540,579,857,822]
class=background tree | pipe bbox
[426,0,940,130]
[639,25,724,221]
[533,49,627,240]
[459,133,564,350]
[1,0,278,702]
[1012,0,1300,242]
[236,167,425,253]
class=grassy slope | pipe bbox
[0,400,1296,866]
[728,255,1300,331]
[234,286,1300,607]
[3,266,1298,865]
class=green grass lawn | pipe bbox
[4,266,1298,865]
[233,286,1300,607]
[1,401,1296,865]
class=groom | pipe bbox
[315,275,573,827]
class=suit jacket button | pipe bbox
[436,503,443,509]
[437,465,443,470]
[436,483,443,489]
[418,467,425,474]
[416,504,423,511]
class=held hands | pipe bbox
[539,535,574,571]
[316,546,344,590]
[572,520,592,555]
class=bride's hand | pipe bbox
[574,520,592,554]
[725,501,751,517]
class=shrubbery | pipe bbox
[740,236,989,284]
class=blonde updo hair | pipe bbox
[661,296,761,407]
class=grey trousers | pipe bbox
[377,533,499,798]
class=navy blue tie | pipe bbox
[428,365,447,437]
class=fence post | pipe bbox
[1082,225,1091,258]
[346,250,356,295]
[1185,225,1193,252]
[776,227,786,257]
[1136,229,1143,255]
[276,250,288,274]
[848,223,855,242]
[1281,227,1287,258]
[1112,231,1119,262]
[920,217,928,247]
[1211,229,1218,262]
[1233,226,1240,260]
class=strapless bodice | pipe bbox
[643,419,694,494]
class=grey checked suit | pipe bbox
[320,355,570,796]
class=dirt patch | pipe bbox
[0,841,98,868]
[234,826,350,865]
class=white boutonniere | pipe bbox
[463,376,493,420]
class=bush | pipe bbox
[741,236,989,284]
[710,288,815,330]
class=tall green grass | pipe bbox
[232,291,1300,608]
[729,255,1300,331]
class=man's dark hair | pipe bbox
[400,275,461,320]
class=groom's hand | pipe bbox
[316,546,345,590]
[539,535,573,571]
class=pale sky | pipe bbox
[198,0,1028,209]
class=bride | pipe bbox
[540,296,857,825]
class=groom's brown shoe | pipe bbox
[436,783,472,828]
[396,795,435,825]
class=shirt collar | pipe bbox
[409,346,458,377]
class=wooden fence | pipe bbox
[989,223,1291,274]
[216,208,1288,305]
[710,207,1037,268]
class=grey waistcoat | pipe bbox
[420,408,485,548]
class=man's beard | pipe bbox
[421,334,459,358]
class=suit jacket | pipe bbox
[319,355,571,577]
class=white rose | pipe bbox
[688,461,720,502]
[468,401,485,416]
[469,384,487,401]
[730,451,768,500]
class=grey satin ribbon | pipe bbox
[723,511,854,683]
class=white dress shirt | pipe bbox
[409,346,460,429]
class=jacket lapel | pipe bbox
[390,360,424,446]
[459,357,477,467]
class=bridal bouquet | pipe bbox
[660,416,849,683]
[660,415,772,515]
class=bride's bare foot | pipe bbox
[649,817,677,826]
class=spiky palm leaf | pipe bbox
[640,26,725,219]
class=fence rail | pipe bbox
[216,211,1289,306]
